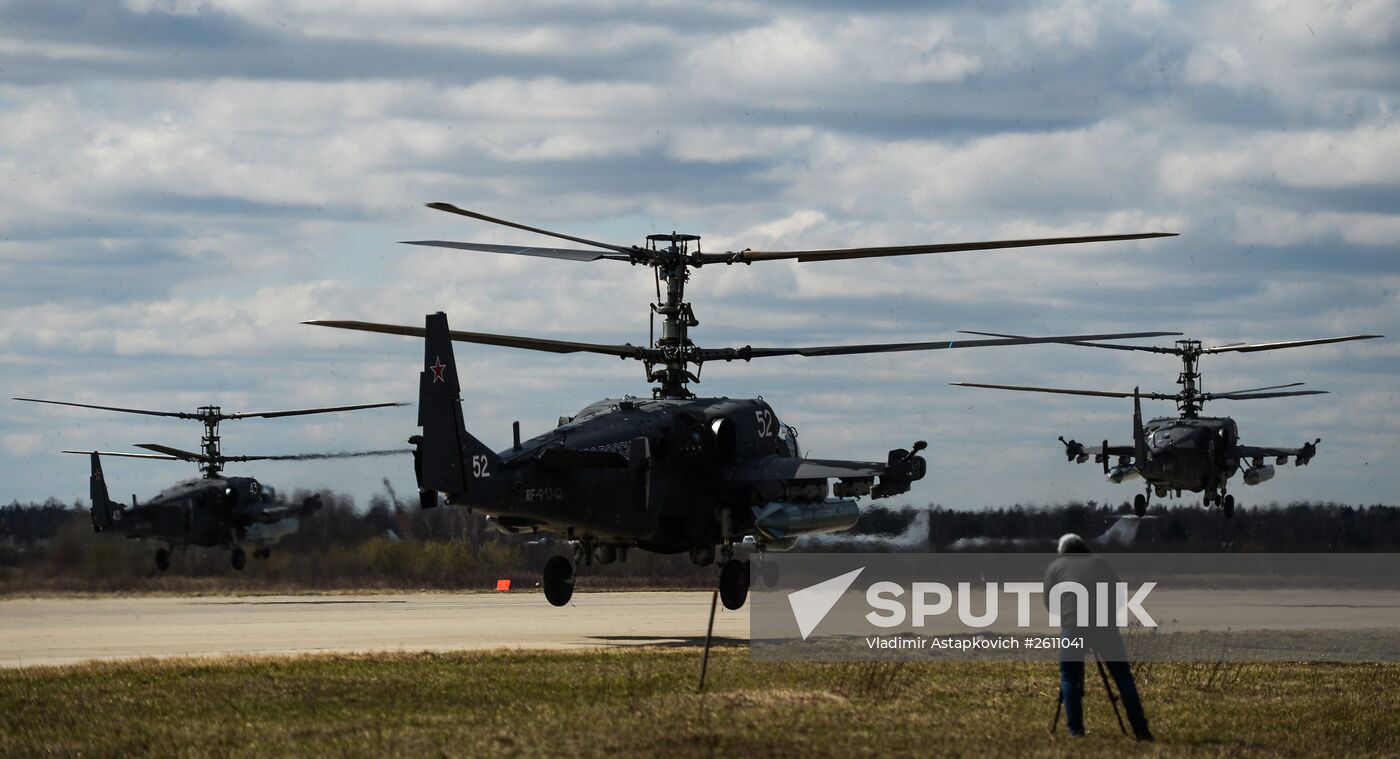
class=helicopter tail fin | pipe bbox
[418,311,500,501]
[88,452,114,531]
[1132,387,1147,465]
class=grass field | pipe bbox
[2,648,1397,757]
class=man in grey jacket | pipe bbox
[1046,533,1154,741]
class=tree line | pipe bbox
[2,493,1397,592]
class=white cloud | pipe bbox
[0,0,1396,511]
[1233,207,1400,247]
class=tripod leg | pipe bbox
[698,590,719,692]
[1094,655,1127,736]
[1049,685,1062,734]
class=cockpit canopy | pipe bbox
[1146,420,1198,451]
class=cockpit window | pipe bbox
[778,424,800,458]
[1150,427,1194,450]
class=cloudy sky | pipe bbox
[2,0,1396,513]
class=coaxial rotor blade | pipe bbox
[252,449,413,461]
[1208,382,1307,396]
[425,203,638,255]
[696,331,1182,360]
[16,397,404,422]
[1205,390,1329,400]
[958,332,1384,355]
[400,240,633,262]
[948,382,1179,401]
[61,449,182,461]
[1201,335,1382,354]
[955,331,1177,353]
[15,398,200,419]
[134,443,207,461]
[223,402,406,420]
[717,232,1176,264]
[303,320,647,358]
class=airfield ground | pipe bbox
[2,649,1398,757]
[0,591,749,667]
[2,591,1398,756]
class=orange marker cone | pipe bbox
[495,578,511,592]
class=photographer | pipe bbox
[1046,533,1154,741]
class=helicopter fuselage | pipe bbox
[93,472,303,549]
[437,395,874,554]
[1134,415,1239,495]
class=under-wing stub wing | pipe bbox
[1237,439,1320,465]
[720,455,886,482]
[1086,445,1136,457]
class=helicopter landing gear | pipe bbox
[1222,493,1235,519]
[543,555,575,607]
[592,544,617,565]
[253,547,271,560]
[230,545,246,571]
[689,544,716,567]
[154,548,171,572]
[719,559,750,610]
[757,557,780,588]
[1133,492,1148,518]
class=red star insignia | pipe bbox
[430,357,447,383]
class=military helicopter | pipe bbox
[306,203,1177,609]
[13,397,407,570]
[950,334,1382,518]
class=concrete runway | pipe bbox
[0,591,750,669]
[6,587,1396,668]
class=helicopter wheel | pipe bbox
[543,555,575,607]
[758,558,780,588]
[1133,493,1147,518]
[230,546,247,571]
[719,559,750,611]
[1222,494,1235,519]
[689,544,716,567]
[154,548,171,572]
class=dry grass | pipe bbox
[2,648,1397,757]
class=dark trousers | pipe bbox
[1059,629,1150,737]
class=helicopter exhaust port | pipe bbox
[1243,464,1276,486]
[751,499,860,543]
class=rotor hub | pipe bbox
[645,233,701,244]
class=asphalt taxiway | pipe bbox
[0,591,749,668]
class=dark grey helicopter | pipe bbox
[306,203,1176,609]
[13,398,407,570]
[951,334,1381,518]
